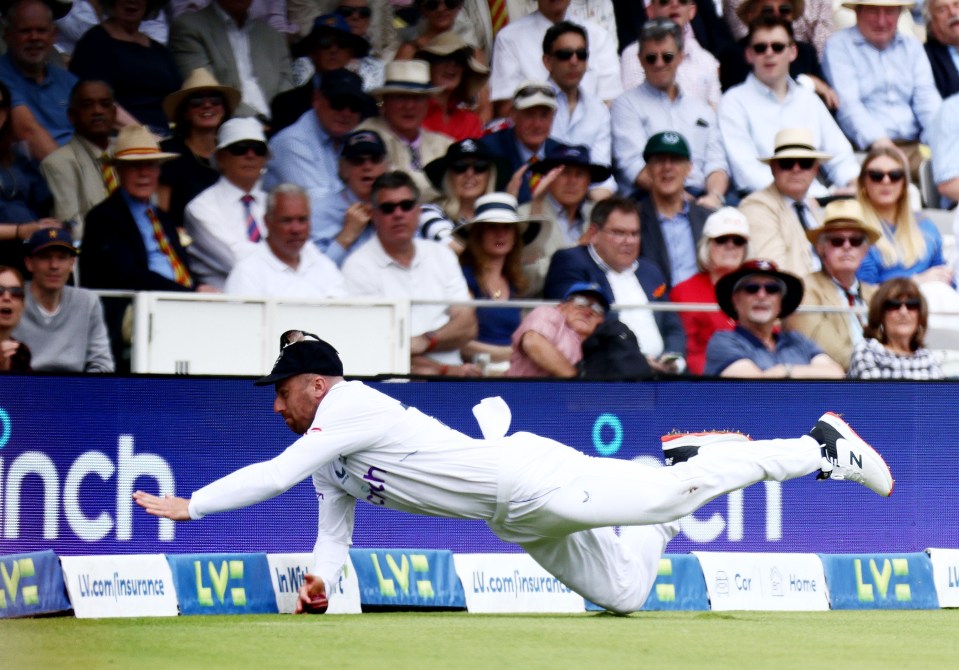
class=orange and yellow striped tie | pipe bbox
[147,208,192,288]
[528,154,542,191]
[100,152,119,194]
[489,0,509,35]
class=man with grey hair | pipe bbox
[611,17,728,208]
[224,183,347,298]
[924,0,959,98]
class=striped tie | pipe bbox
[100,152,118,194]
[528,155,542,191]
[242,194,261,242]
[489,0,508,35]
[147,208,192,287]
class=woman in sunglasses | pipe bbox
[856,147,953,288]
[0,265,30,373]
[414,31,489,141]
[847,277,944,379]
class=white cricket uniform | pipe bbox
[189,380,822,613]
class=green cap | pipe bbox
[642,131,691,161]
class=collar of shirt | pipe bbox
[213,1,249,31]
[734,323,781,348]
[829,274,863,300]
[515,136,544,164]
[369,235,422,270]
[639,80,683,103]
[310,111,336,148]
[744,72,798,102]
[850,25,905,52]
[655,200,690,224]
[587,242,637,275]
[217,175,261,202]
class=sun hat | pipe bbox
[369,60,443,98]
[760,128,832,163]
[423,138,511,191]
[162,68,241,124]
[528,143,612,183]
[414,30,490,100]
[109,125,179,163]
[715,259,804,319]
[805,198,881,245]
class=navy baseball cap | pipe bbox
[254,330,344,385]
[295,13,371,58]
[24,228,78,256]
[563,282,611,313]
[341,130,387,159]
[530,143,612,183]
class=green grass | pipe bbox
[4,610,958,670]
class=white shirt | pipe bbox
[619,26,721,109]
[342,236,471,365]
[223,242,348,298]
[184,176,267,289]
[605,268,664,358]
[213,3,270,117]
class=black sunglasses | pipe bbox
[328,95,366,113]
[883,298,921,312]
[655,0,693,5]
[377,199,417,214]
[643,51,676,65]
[336,5,372,19]
[0,285,25,299]
[713,235,748,247]
[751,41,789,54]
[226,141,268,157]
[317,35,355,51]
[776,157,816,171]
[552,48,589,61]
[345,154,385,167]
[187,93,225,108]
[739,282,783,295]
[450,159,490,174]
[759,3,794,16]
[422,0,463,10]
[866,169,906,184]
[824,234,866,248]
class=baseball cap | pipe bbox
[340,130,387,159]
[512,81,558,111]
[702,207,750,241]
[319,68,368,99]
[254,330,344,385]
[643,131,691,162]
[563,282,611,314]
[23,228,78,256]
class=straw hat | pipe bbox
[162,68,241,123]
[452,192,547,247]
[805,199,881,244]
[759,128,832,163]
[109,125,179,163]
[370,60,443,98]
[415,31,490,100]
[840,0,913,9]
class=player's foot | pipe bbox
[661,430,751,466]
[810,412,894,497]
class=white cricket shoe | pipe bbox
[810,412,894,497]
[661,430,751,466]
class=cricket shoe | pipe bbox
[809,412,894,497]
[661,430,751,466]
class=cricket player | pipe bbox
[134,331,894,615]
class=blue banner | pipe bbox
[0,550,71,617]
[586,553,710,611]
[0,377,956,557]
[350,548,465,608]
[166,553,278,615]
[819,553,939,610]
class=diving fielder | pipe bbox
[134,331,894,614]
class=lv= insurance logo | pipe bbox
[194,560,247,607]
[0,557,39,609]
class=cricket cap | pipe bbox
[254,330,344,385]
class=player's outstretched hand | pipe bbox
[295,574,329,614]
[132,491,191,521]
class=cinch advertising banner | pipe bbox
[927,548,959,608]
[694,552,829,611]
[350,548,465,608]
[453,553,584,613]
[0,378,954,557]
[819,553,939,610]
[0,550,71,618]
[166,553,278,615]
[266,553,361,614]
[60,554,178,618]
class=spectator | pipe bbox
[0,265,30,372]
[69,0,182,136]
[672,207,750,375]
[718,16,859,197]
[611,18,727,207]
[224,183,347,298]
[848,277,945,378]
[414,30,488,142]
[930,91,959,206]
[395,0,476,60]
[543,196,686,372]
[14,228,114,372]
[40,79,117,239]
[737,128,830,277]
[270,13,372,133]
[636,131,713,289]
[924,0,959,98]
[332,0,387,92]
[788,198,880,370]
[723,0,834,57]
[456,192,532,372]
[822,0,941,176]
[168,0,292,121]
[184,117,269,289]
[56,0,170,59]
[342,170,479,376]
[704,258,844,377]
[0,0,79,159]
[157,68,240,228]
[310,128,388,266]
[507,280,609,377]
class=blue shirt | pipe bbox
[704,325,824,376]
[857,217,945,285]
[462,265,521,346]
[658,202,698,287]
[0,53,77,146]
[930,92,959,193]
[121,190,176,281]
[264,109,342,201]
[823,27,941,147]
[310,187,375,267]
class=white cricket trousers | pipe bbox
[486,432,822,614]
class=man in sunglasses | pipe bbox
[788,199,880,370]
[719,16,859,197]
[342,171,480,376]
[704,258,844,377]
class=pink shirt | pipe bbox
[507,305,584,377]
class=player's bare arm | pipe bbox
[132,491,192,521]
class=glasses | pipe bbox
[328,95,366,113]
[0,285,24,299]
[824,234,866,248]
[514,84,557,100]
[551,48,589,61]
[422,0,463,10]
[655,0,693,5]
[738,282,783,295]
[759,3,794,16]
[776,157,816,171]
[187,93,225,108]
[567,295,605,316]
[226,141,268,157]
[317,35,354,50]
[336,5,372,19]
[713,235,748,247]
[883,298,921,312]
[643,51,676,65]
[377,199,416,214]
[450,159,490,174]
[345,154,385,166]
[751,41,789,54]
[866,169,906,184]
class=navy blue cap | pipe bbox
[24,228,78,256]
[530,143,612,183]
[296,13,371,58]
[341,130,387,158]
[563,282,611,313]
[254,330,344,385]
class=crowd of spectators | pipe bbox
[2,0,959,378]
